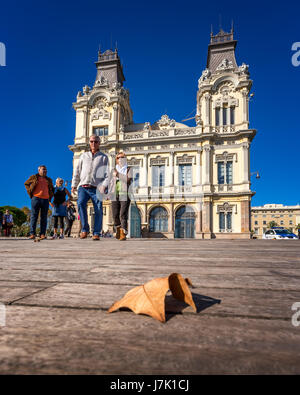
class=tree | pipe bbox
[267,221,278,229]
[0,206,27,226]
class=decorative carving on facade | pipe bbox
[156,114,176,129]
[238,63,249,75]
[124,132,143,140]
[176,154,194,165]
[91,98,110,121]
[143,122,151,131]
[109,83,129,98]
[82,85,90,95]
[198,68,211,86]
[149,130,169,138]
[150,155,168,166]
[216,58,234,71]
[119,124,124,133]
[217,202,234,213]
[94,76,109,87]
[195,114,202,126]
[127,157,142,167]
[174,128,196,136]
[215,151,238,163]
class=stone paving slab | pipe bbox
[1,306,300,375]
[0,238,300,374]
[8,282,299,321]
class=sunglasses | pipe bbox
[90,140,100,144]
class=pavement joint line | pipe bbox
[0,279,300,293]
[6,283,59,305]
[4,303,293,322]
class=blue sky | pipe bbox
[0,0,299,209]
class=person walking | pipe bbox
[71,134,109,241]
[24,165,54,239]
[50,178,71,239]
[65,201,76,237]
[108,152,132,241]
[2,209,14,237]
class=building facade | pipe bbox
[251,204,300,238]
[69,28,257,239]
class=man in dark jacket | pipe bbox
[24,165,54,239]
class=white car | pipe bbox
[263,228,298,240]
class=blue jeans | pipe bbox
[77,186,103,236]
[30,196,49,236]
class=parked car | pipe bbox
[263,227,298,239]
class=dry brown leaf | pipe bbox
[108,273,196,322]
[169,273,197,312]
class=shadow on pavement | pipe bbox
[165,292,221,322]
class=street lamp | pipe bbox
[251,171,260,179]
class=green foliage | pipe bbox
[267,221,278,228]
[0,205,27,226]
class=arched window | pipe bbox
[175,206,195,238]
[149,207,168,232]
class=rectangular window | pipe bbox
[93,126,108,136]
[130,167,140,187]
[263,221,266,225]
[215,108,220,126]
[230,107,235,125]
[255,221,258,225]
[219,212,225,230]
[227,213,232,230]
[226,161,233,184]
[179,164,192,186]
[218,162,225,184]
[223,107,227,125]
[152,165,165,187]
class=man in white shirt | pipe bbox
[71,135,109,240]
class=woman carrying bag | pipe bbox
[108,152,132,241]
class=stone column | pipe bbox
[241,200,250,233]
[143,153,148,187]
[242,142,250,184]
[196,149,202,186]
[168,203,174,236]
[220,105,223,132]
[204,93,211,127]
[169,151,175,186]
[242,89,248,124]
[113,103,118,134]
[203,145,211,185]
[82,108,88,138]
[202,200,212,237]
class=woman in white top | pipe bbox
[108,152,132,241]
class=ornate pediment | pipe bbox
[155,114,176,130]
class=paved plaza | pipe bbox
[0,237,300,374]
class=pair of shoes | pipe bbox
[29,234,35,240]
[59,234,64,239]
[92,235,100,241]
[115,226,121,240]
[80,232,88,239]
[119,228,126,241]
[51,234,58,240]
[40,235,47,240]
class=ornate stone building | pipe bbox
[69,28,257,238]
